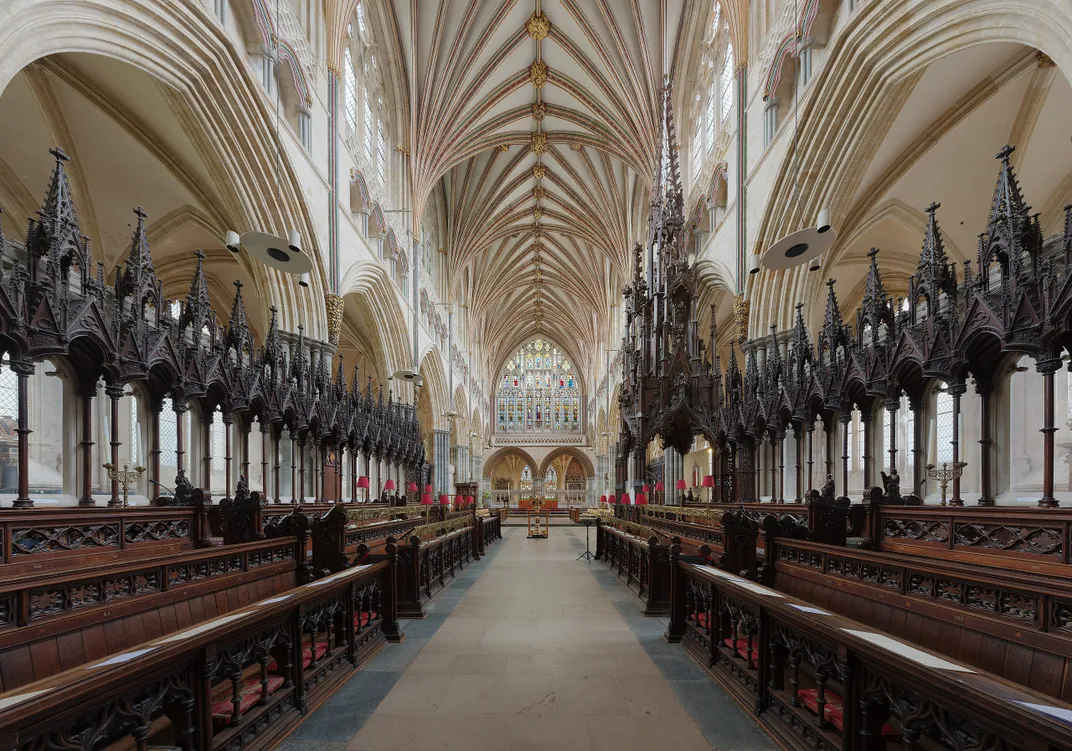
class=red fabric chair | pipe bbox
[797,688,899,736]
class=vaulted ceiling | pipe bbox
[388,0,691,380]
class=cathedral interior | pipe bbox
[1,1,1072,750]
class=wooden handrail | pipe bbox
[0,559,395,749]
[669,556,1072,750]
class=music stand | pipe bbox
[577,517,595,562]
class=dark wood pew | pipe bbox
[0,506,201,577]
[473,512,502,559]
[870,503,1072,577]
[389,519,476,618]
[0,558,400,751]
[594,517,715,616]
[663,551,1072,751]
[769,535,1072,702]
[310,505,426,575]
[0,535,303,693]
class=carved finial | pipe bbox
[926,201,941,216]
[49,146,69,163]
[996,144,1016,163]
[826,278,836,289]
[867,247,879,260]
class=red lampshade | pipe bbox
[676,479,687,491]
[421,493,433,505]
[702,475,715,488]
[384,479,396,491]
[425,484,433,493]
[438,494,449,505]
[600,495,607,503]
[642,484,649,493]
[654,481,664,492]
[407,482,418,492]
[637,492,649,505]
[357,476,370,489]
[620,493,629,505]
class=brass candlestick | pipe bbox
[104,463,146,507]
[924,462,966,506]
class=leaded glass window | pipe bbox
[376,119,386,181]
[363,88,374,161]
[544,466,557,499]
[0,358,16,420]
[212,409,226,471]
[857,412,865,472]
[846,418,853,470]
[496,339,581,433]
[520,465,533,498]
[720,44,734,123]
[344,46,357,132]
[936,385,953,463]
[129,395,139,464]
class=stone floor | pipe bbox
[276,526,775,751]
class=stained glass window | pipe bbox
[936,386,953,463]
[544,466,557,499]
[520,465,533,498]
[496,339,581,433]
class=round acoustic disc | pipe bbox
[761,226,835,271]
[240,231,313,275]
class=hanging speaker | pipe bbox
[240,231,313,274]
[816,208,832,234]
[748,254,761,275]
[809,252,823,272]
[761,225,836,271]
[298,272,310,288]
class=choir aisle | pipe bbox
[277,527,774,751]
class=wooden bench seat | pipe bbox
[0,558,401,751]
[0,536,301,693]
[770,534,1072,702]
[663,553,1072,751]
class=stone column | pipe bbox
[434,429,451,496]
[665,447,683,505]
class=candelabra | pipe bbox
[924,462,966,506]
[104,463,146,507]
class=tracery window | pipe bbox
[520,465,533,499]
[544,466,557,499]
[496,339,581,433]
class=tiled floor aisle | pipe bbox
[278,526,774,751]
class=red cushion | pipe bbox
[211,675,285,723]
[798,688,897,736]
[693,612,708,627]
[268,642,328,673]
[353,611,379,628]
[721,637,759,668]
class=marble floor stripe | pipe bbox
[276,524,775,751]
